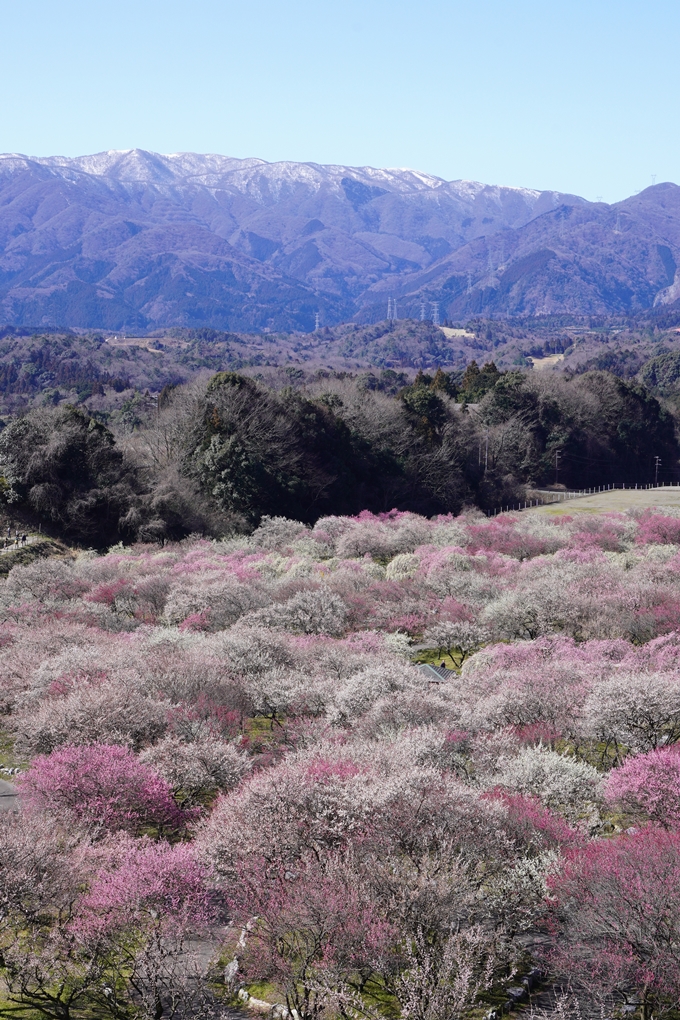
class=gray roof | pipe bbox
[416,663,456,682]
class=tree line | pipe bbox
[0,364,676,546]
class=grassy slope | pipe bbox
[528,486,680,515]
[0,538,72,578]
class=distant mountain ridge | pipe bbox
[0,149,678,330]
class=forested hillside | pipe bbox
[0,363,675,546]
[5,150,680,328]
[0,150,583,330]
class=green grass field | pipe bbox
[528,486,680,516]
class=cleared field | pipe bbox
[440,326,475,340]
[529,486,680,515]
[528,353,565,371]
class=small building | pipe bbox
[416,663,456,683]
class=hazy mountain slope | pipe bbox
[4,150,680,328]
[0,150,585,330]
[0,155,347,331]
[375,183,680,319]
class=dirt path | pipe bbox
[0,778,17,810]
[0,535,36,555]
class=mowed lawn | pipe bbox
[530,486,680,516]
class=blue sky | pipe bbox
[1,0,677,202]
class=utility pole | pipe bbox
[485,431,489,474]
[555,449,562,486]
[655,455,662,486]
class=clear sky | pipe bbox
[1,0,678,202]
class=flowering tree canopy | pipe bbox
[3,506,680,1018]
[18,743,189,836]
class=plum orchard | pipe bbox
[5,507,680,1018]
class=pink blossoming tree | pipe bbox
[18,743,190,837]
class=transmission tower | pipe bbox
[652,174,657,186]
[467,271,472,295]
[420,298,426,321]
[655,455,662,486]
[393,298,398,320]
[431,302,439,326]
[555,449,562,486]
[387,297,392,321]
[314,311,320,331]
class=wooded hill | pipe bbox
[0,364,675,547]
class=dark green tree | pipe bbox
[0,407,138,546]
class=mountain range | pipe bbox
[1,149,680,331]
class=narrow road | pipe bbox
[0,778,17,810]
[0,535,36,556]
